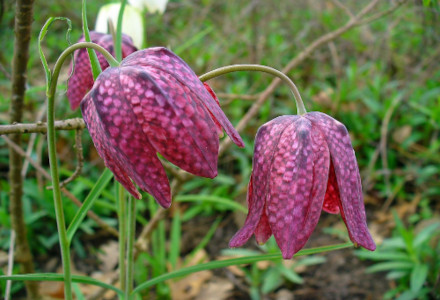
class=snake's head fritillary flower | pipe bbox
[229,112,376,259]
[81,47,244,208]
[67,31,137,110]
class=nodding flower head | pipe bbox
[67,31,137,110]
[80,47,244,208]
[229,112,376,259]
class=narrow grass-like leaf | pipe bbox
[82,0,102,79]
[410,264,428,293]
[262,267,283,293]
[67,168,114,242]
[356,250,411,261]
[132,242,353,294]
[38,17,72,94]
[413,222,440,248]
[73,283,86,300]
[184,217,222,266]
[0,273,123,296]
[174,27,213,55]
[175,195,247,213]
[168,210,181,270]
[366,261,414,273]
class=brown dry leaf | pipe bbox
[215,255,245,277]
[312,88,334,109]
[194,277,234,300]
[392,125,412,144]
[39,281,64,300]
[98,240,119,272]
[169,249,213,300]
[275,289,294,300]
[80,271,119,299]
[39,265,84,299]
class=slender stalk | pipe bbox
[82,0,103,77]
[47,85,73,300]
[125,197,137,299]
[117,183,127,298]
[45,41,120,299]
[199,64,307,115]
[115,0,127,61]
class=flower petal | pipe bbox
[82,68,171,207]
[203,83,224,137]
[118,66,219,178]
[81,95,140,199]
[306,112,376,251]
[267,117,330,259]
[67,32,137,110]
[229,116,295,248]
[121,47,244,148]
[322,161,341,214]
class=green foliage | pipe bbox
[356,212,440,300]
[222,237,326,299]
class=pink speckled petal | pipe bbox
[67,32,137,110]
[82,68,171,207]
[244,175,272,245]
[203,83,224,137]
[119,66,219,178]
[306,112,376,251]
[322,161,341,214]
[121,48,244,148]
[229,116,296,248]
[267,117,330,259]
[81,94,140,198]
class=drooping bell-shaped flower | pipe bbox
[80,47,244,208]
[67,31,137,110]
[229,112,376,259]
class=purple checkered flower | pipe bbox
[229,113,376,259]
[80,47,244,208]
[67,31,138,110]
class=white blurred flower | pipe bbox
[128,0,168,14]
[95,3,144,48]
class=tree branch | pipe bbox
[8,0,39,298]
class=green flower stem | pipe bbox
[82,0,103,78]
[125,197,136,299]
[115,0,127,61]
[199,64,307,115]
[117,183,127,299]
[46,41,119,300]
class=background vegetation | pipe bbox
[0,0,439,299]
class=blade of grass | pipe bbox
[66,168,113,242]
[132,242,353,294]
[0,273,123,296]
[175,195,247,213]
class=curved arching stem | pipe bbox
[199,64,307,115]
[45,42,118,299]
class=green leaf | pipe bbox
[73,283,86,300]
[366,261,414,273]
[356,250,411,262]
[168,210,181,270]
[175,195,247,213]
[38,17,72,95]
[278,264,303,284]
[82,0,102,80]
[132,242,353,294]
[410,264,428,294]
[0,273,123,296]
[67,168,114,242]
[413,223,440,248]
[262,267,283,293]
